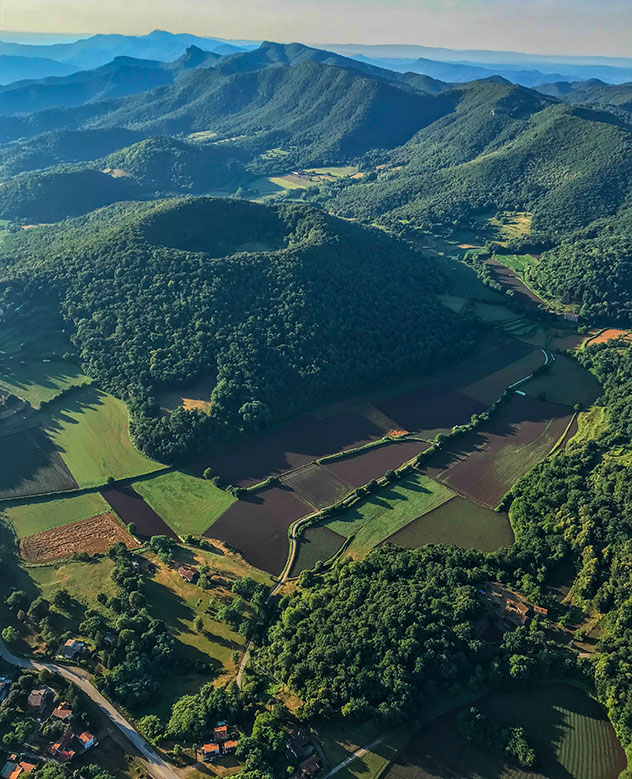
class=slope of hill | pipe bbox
[0,54,77,85]
[535,79,632,111]
[0,47,221,116]
[0,197,476,461]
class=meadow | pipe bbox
[324,472,455,556]
[290,526,346,576]
[385,683,626,779]
[3,491,111,538]
[41,386,163,487]
[133,470,236,536]
[524,354,603,407]
[0,359,92,409]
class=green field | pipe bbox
[386,496,514,553]
[133,470,236,536]
[0,360,92,408]
[524,354,602,407]
[304,166,359,178]
[290,526,346,576]
[489,211,533,243]
[387,683,626,779]
[4,492,111,538]
[28,556,118,609]
[493,253,538,274]
[41,386,163,487]
[325,473,455,556]
[431,255,502,301]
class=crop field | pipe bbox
[524,355,602,407]
[386,683,626,779]
[203,411,382,487]
[373,381,487,438]
[41,387,162,487]
[421,395,573,507]
[0,427,77,499]
[205,485,311,575]
[20,512,139,563]
[281,464,351,508]
[460,349,545,405]
[484,258,545,310]
[101,485,177,539]
[438,333,532,391]
[0,360,92,409]
[324,472,455,555]
[132,470,235,536]
[385,495,513,552]
[4,492,111,538]
[290,526,346,576]
[324,440,432,489]
[586,328,632,346]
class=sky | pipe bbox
[1,0,632,57]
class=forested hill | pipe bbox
[0,197,476,461]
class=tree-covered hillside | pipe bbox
[0,197,476,460]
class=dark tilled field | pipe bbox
[101,485,177,539]
[201,411,383,487]
[0,427,77,499]
[281,464,351,508]
[204,485,311,575]
[290,526,346,577]
[420,395,572,507]
[373,381,486,438]
[324,440,431,489]
[439,332,533,390]
[485,257,545,310]
[385,683,626,779]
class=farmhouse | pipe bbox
[178,565,199,583]
[290,754,321,779]
[27,687,52,714]
[200,743,220,762]
[58,638,86,660]
[223,740,238,755]
[52,702,73,721]
[480,583,547,628]
[78,732,97,750]
[50,727,76,761]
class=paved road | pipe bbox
[0,639,179,779]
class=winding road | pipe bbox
[0,639,179,779]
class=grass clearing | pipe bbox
[571,406,609,447]
[524,354,602,407]
[133,470,236,537]
[494,253,538,274]
[304,166,359,178]
[386,495,513,552]
[4,492,111,538]
[324,473,455,556]
[0,360,92,408]
[431,254,502,300]
[290,526,346,576]
[41,386,163,487]
[489,210,532,243]
[387,683,625,779]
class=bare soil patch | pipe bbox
[20,512,139,563]
[101,485,177,539]
[204,486,311,575]
[438,332,532,390]
[325,440,431,489]
[281,464,351,508]
[484,257,545,310]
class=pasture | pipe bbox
[324,472,455,556]
[0,360,92,409]
[102,485,177,539]
[205,485,311,575]
[41,387,163,487]
[133,470,236,537]
[4,491,111,538]
[0,427,77,499]
[20,512,139,563]
[385,495,513,552]
[489,210,532,243]
[324,440,431,489]
[386,683,626,779]
[524,354,602,407]
[290,526,346,576]
[422,395,573,508]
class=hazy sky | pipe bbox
[2,0,632,57]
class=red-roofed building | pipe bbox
[178,566,199,583]
[213,725,228,742]
[200,743,220,762]
[78,732,97,750]
[52,702,73,721]
[50,727,76,762]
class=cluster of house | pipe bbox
[480,582,548,628]
[285,726,321,779]
[27,687,97,763]
[199,723,239,762]
[1,756,37,779]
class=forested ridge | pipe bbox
[0,196,476,460]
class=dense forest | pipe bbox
[0,197,476,460]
